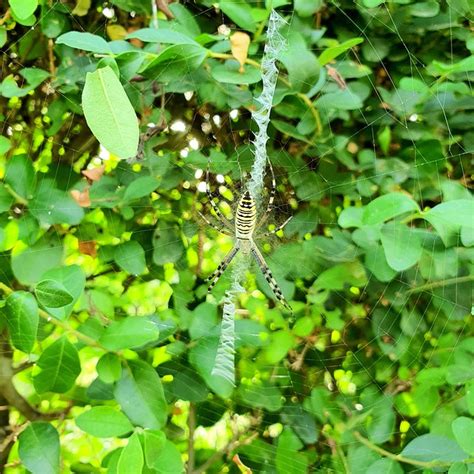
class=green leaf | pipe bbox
[279,33,320,93]
[275,428,308,474]
[39,265,85,320]
[147,439,183,474]
[11,235,63,286]
[294,0,323,17]
[18,422,59,474]
[114,241,147,275]
[238,382,283,412]
[4,154,36,200]
[263,331,295,364]
[380,223,422,271]
[0,135,11,155]
[140,44,207,82]
[123,176,159,202]
[100,317,159,351]
[8,0,38,20]
[143,430,166,468]
[362,0,385,6]
[314,261,367,290]
[117,433,143,474]
[409,1,440,17]
[366,396,396,443]
[5,291,39,353]
[319,38,364,66]
[400,434,469,463]
[0,184,14,213]
[29,183,84,226]
[35,279,74,308]
[423,199,474,246]
[362,193,419,225]
[189,337,234,398]
[56,31,112,53]
[76,407,133,438]
[367,459,403,474]
[126,28,197,45]
[452,417,474,456]
[153,226,184,265]
[33,336,81,393]
[114,360,167,430]
[219,1,257,32]
[210,60,261,85]
[97,353,122,384]
[82,66,139,160]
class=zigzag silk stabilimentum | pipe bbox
[211,10,286,385]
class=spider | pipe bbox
[199,160,293,312]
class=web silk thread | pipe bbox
[211,11,286,385]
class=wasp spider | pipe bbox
[199,160,292,312]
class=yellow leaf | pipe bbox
[106,24,127,41]
[230,32,251,73]
[72,0,91,16]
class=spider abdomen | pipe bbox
[235,190,257,239]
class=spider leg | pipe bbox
[262,216,293,237]
[206,159,233,230]
[250,242,292,312]
[207,244,240,292]
[198,211,232,236]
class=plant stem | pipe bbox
[405,275,474,295]
[353,431,474,469]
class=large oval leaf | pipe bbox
[5,291,39,353]
[114,360,167,430]
[76,407,133,438]
[33,336,81,393]
[82,66,139,160]
[18,422,60,474]
[99,317,159,351]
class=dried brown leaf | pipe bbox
[230,32,251,73]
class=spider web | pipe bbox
[0,0,472,472]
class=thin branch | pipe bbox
[353,431,474,469]
[405,275,474,295]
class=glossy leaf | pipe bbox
[35,279,74,308]
[99,317,159,351]
[18,422,60,474]
[5,291,39,353]
[33,337,81,393]
[56,31,112,53]
[76,407,133,438]
[117,433,143,474]
[401,434,469,463]
[363,193,419,225]
[114,360,167,430]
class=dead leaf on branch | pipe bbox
[230,32,251,73]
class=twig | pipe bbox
[0,9,10,26]
[353,431,474,469]
[405,275,474,295]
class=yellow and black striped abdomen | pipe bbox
[235,190,256,239]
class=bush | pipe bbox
[0,0,473,472]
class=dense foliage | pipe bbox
[0,0,473,472]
